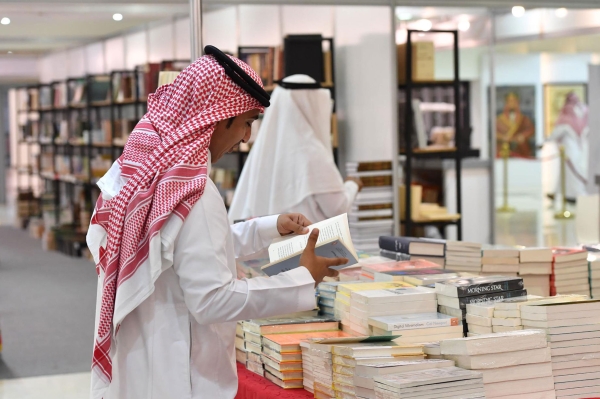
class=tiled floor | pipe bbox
[0,373,90,399]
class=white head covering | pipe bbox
[228,74,346,222]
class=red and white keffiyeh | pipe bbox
[89,54,264,391]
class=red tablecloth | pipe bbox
[236,362,313,399]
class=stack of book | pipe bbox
[520,299,600,398]
[361,259,441,282]
[379,236,445,267]
[373,367,485,399]
[334,282,411,334]
[590,255,600,298]
[241,313,339,376]
[518,247,552,297]
[346,161,394,253]
[349,287,437,336]
[302,340,336,398]
[440,330,555,398]
[352,358,454,399]
[480,245,520,277]
[331,342,425,398]
[466,295,546,336]
[436,276,527,336]
[368,313,463,343]
[235,321,247,365]
[445,241,482,274]
[317,283,340,318]
[261,330,350,389]
[551,248,590,296]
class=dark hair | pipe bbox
[226,117,235,129]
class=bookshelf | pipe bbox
[395,29,480,240]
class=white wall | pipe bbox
[203,7,236,54]
[334,6,394,163]
[105,37,125,72]
[148,22,175,63]
[85,42,106,74]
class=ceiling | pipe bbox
[0,2,188,55]
[2,0,600,55]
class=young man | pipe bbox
[228,74,362,224]
[87,47,345,399]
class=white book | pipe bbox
[521,307,600,324]
[477,361,553,384]
[534,324,600,335]
[547,330,600,343]
[351,287,436,305]
[440,330,547,355]
[371,325,463,337]
[481,257,520,265]
[262,213,358,276]
[445,255,481,265]
[495,295,585,310]
[333,355,422,368]
[331,342,423,358]
[484,376,555,398]
[552,358,600,370]
[368,313,459,331]
[492,325,523,333]
[519,263,552,274]
[552,352,600,363]
[492,317,522,326]
[373,367,482,389]
[375,382,485,398]
[393,331,464,344]
[554,370,600,383]
[353,359,455,379]
[519,248,553,263]
[520,300,599,315]
[522,315,600,328]
[466,302,496,318]
[554,385,600,397]
[351,300,438,317]
[494,391,556,399]
[554,266,588,276]
[466,324,493,334]
[552,344,600,356]
[493,309,520,318]
[243,331,262,345]
[438,305,465,318]
[446,241,482,251]
[482,264,520,273]
[553,365,600,377]
[555,379,600,390]
[445,347,551,369]
[465,314,492,327]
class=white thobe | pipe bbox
[547,124,589,199]
[90,165,317,399]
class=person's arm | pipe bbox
[173,204,316,325]
[314,180,360,219]
[230,215,280,259]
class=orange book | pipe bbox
[262,330,352,353]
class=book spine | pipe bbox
[456,278,524,297]
[458,289,528,309]
[384,318,458,331]
[379,236,411,254]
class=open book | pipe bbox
[261,213,358,277]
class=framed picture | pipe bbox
[494,86,536,158]
[544,83,587,138]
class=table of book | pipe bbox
[236,362,313,399]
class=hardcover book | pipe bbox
[437,289,528,310]
[379,236,445,256]
[435,276,524,298]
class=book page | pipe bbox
[268,214,355,262]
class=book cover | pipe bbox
[520,248,553,263]
[438,289,528,310]
[552,247,588,263]
[368,312,459,331]
[242,312,337,335]
[435,276,524,298]
[337,281,412,296]
[351,286,436,305]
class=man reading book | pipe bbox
[86,46,346,399]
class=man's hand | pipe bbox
[277,213,312,236]
[346,177,364,192]
[299,229,348,286]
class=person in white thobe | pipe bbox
[547,91,589,200]
[228,75,362,224]
[87,48,343,399]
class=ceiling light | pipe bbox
[416,19,432,32]
[396,11,413,21]
[458,19,470,32]
[555,8,568,18]
[7,51,12,54]
[512,6,525,17]
[1,17,10,25]
[112,13,123,21]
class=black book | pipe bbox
[435,276,524,298]
[438,289,528,310]
[379,236,445,256]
